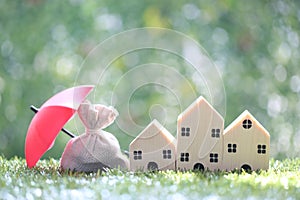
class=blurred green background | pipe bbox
[1,0,299,160]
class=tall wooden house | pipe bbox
[176,96,224,171]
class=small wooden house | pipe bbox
[129,119,176,172]
[222,110,270,171]
[177,96,224,171]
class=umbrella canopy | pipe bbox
[25,85,94,168]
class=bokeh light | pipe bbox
[0,0,299,159]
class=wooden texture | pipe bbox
[177,96,224,171]
[129,120,176,172]
[129,97,270,172]
[222,110,270,171]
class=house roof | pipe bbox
[178,96,223,121]
[224,110,270,137]
[130,119,175,146]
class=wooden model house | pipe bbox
[176,96,224,171]
[129,119,176,172]
[129,97,270,172]
[222,110,270,171]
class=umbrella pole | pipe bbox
[30,105,76,138]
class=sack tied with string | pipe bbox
[60,101,129,172]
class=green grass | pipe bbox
[1,156,300,199]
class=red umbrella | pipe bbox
[25,85,94,168]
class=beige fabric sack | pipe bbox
[60,101,129,172]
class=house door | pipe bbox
[241,164,252,172]
[193,163,204,171]
[147,162,158,171]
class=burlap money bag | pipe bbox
[60,101,129,172]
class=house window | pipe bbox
[181,127,190,137]
[242,119,252,129]
[133,150,142,160]
[257,144,267,154]
[180,153,189,162]
[211,129,220,138]
[163,150,172,159]
[210,153,218,163]
[228,143,237,153]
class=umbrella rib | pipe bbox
[30,105,75,138]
